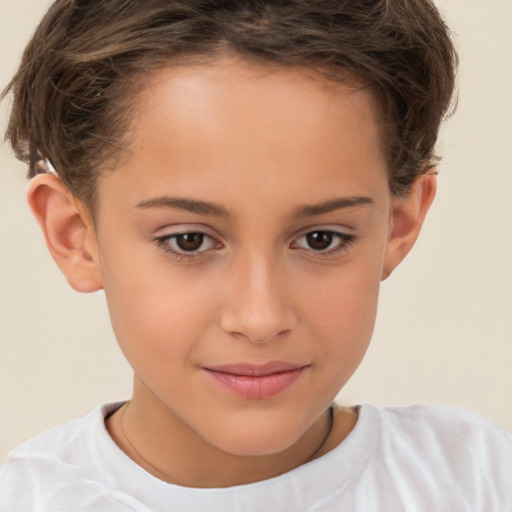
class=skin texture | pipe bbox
[27,57,435,487]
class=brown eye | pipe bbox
[306,231,335,251]
[293,229,356,254]
[157,231,219,257]
[175,233,204,252]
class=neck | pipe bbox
[106,381,356,488]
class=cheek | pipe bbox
[302,256,383,371]
[100,255,220,375]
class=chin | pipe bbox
[206,420,302,458]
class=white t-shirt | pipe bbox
[1,402,511,511]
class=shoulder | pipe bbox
[375,403,512,448]
[1,402,119,462]
[372,403,512,461]
[0,403,124,510]
[358,403,512,509]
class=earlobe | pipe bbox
[27,174,103,293]
[382,173,437,280]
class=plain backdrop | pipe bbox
[1,0,511,464]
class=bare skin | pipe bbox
[28,56,435,488]
[107,401,358,487]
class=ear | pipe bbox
[382,172,436,280]
[27,173,103,293]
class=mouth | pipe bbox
[202,362,308,400]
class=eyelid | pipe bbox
[291,224,356,240]
[152,223,218,237]
[153,225,224,260]
[290,225,357,254]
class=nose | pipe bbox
[219,252,298,344]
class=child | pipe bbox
[1,0,511,510]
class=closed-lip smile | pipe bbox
[202,362,308,400]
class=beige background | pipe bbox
[1,0,511,464]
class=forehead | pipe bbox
[96,57,389,216]
[132,57,383,149]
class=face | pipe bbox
[90,58,394,456]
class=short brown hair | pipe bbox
[2,0,457,210]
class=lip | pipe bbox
[203,362,308,400]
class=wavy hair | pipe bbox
[2,0,458,210]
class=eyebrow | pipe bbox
[136,197,230,217]
[135,195,373,218]
[296,196,373,217]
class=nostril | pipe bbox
[220,308,297,344]
[218,261,298,343]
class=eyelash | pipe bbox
[292,230,356,255]
[155,232,220,261]
[154,229,357,261]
